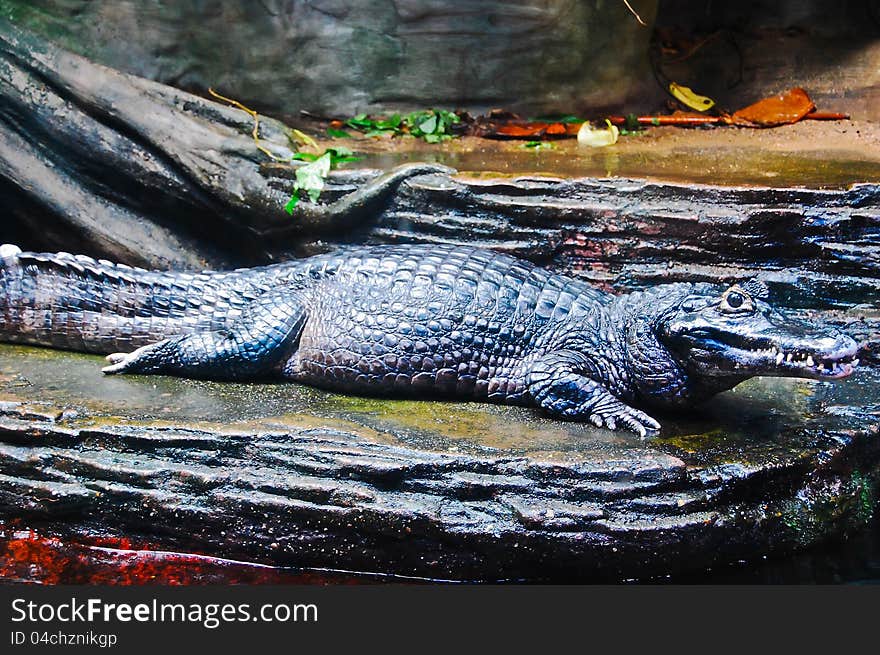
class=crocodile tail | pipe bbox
[0,244,21,260]
[0,247,188,353]
[0,248,199,354]
[0,248,289,355]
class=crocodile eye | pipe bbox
[719,288,754,314]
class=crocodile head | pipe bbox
[656,281,859,393]
[621,280,860,408]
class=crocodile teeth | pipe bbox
[775,352,784,365]
[786,353,793,363]
[852,358,860,367]
[806,355,814,367]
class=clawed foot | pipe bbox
[529,360,664,438]
[101,340,168,375]
[589,405,661,439]
[559,398,661,438]
[581,400,661,439]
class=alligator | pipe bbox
[0,242,859,437]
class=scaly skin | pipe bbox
[0,243,859,437]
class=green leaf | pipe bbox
[326,146,355,157]
[531,114,582,124]
[284,193,300,214]
[290,152,321,162]
[289,128,318,149]
[284,147,362,214]
[404,110,425,126]
[326,127,351,138]
[342,109,459,143]
[417,114,438,134]
[289,152,331,205]
[376,114,402,130]
[623,113,641,132]
[346,114,375,130]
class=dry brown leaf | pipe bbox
[730,88,816,127]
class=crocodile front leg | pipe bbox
[527,350,661,438]
[101,289,307,380]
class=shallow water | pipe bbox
[352,142,880,190]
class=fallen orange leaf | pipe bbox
[489,122,575,139]
[730,87,816,127]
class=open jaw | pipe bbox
[726,339,860,380]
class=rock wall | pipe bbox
[0,0,658,117]
[656,0,880,120]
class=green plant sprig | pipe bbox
[284,146,362,214]
[340,109,461,143]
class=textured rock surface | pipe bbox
[0,0,657,117]
[0,20,454,269]
[0,18,295,269]
[0,345,878,581]
[656,0,880,121]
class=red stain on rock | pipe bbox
[0,521,360,585]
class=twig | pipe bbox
[607,115,719,127]
[207,87,287,161]
[623,0,647,27]
[605,111,850,128]
[803,112,850,121]
[662,32,723,65]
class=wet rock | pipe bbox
[0,345,877,581]
[0,19,452,269]
[0,402,63,422]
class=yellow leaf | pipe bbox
[289,128,319,150]
[577,119,619,147]
[669,82,715,112]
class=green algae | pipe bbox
[850,470,878,525]
[780,468,880,547]
[657,428,730,453]
[0,2,80,52]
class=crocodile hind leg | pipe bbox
[527,350,661,438]
[101,289,307,380]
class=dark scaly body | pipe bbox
[285,247,623,404]
[0,243,859,436]
[0,245,623,400]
